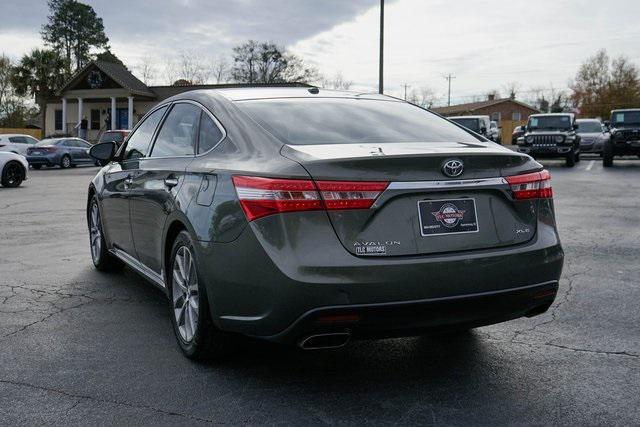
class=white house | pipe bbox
[45,61,303,141]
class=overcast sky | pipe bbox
[1,0,639,105]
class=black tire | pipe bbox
[1,161,25,188]
[88,196,123,272]
[603,144,614,167]
[60,155,71,169]
[32,164,42,170]
[574,151,581,163]
[168,230,232,360]
[565,151,576,167]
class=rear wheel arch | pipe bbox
[164,220,189,283]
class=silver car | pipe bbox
[576,119,609,154]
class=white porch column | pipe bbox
[77,97,83,127]
[61,98,67,133]
[127,96,134,130]
[110,97,117,130]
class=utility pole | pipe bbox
[444,73,456,106]
[402,83,410,100]
[378,0,384,94]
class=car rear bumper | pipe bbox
[197,210,564,341]
[266,280,558,345]
[26,155,59,166]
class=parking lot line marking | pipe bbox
[585,160,595,171]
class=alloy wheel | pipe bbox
[62,156,71,168]
[172,246,199,342]
[4,163,21,185]
[89,202,102,262]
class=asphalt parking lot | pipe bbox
[1,158,639,425]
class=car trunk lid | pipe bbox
[281,142,542,257]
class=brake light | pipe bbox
[232,176,388,221]
[316,181,389,210]
[505,170,552,200]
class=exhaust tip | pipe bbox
[298,332,351,350]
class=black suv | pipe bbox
[604,109,640,167]
[516,113,581,167]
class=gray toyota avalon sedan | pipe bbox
[86,87,564,359]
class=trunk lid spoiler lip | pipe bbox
[280,142,520,162]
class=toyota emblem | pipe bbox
[442,159,464,178]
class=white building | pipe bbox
[44,61,230,141]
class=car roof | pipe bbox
[530,113,574,117]
[207,87,391,102]
[611,109,640,113]
[575,118,601,122]
[0,134,37,138]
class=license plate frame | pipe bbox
[417,198,479,237]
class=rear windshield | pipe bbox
[236,98,480,145]
[612,111,640,126]
[576,121,602,133]
[36,139,61,146]
[100,132,125,143]
[450,118,481,132]
[528,115,572,131]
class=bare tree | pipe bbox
[321,71,353,90]
[502,81,521,99]
[211,55,229,84]
[407,86,437,108]
[0,54,12,109]
[135,55,157,85]
[162,55,179,85]
[177,50,208,84]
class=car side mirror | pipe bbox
[573,123,579,131]
[89,141,116,163]
[480,127,487,134]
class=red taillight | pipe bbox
[505,170,552,200]
[232,176,388,221]
[316,180,389,210]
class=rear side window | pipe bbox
[236,98,479,145]
[124,106,167,161]
[198,112,224,154]
[9,136,27,144]
[150,103,200,158]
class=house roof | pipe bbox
[432,97,539,116]
[57,61,155,97]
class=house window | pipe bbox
[90,109,101,130]
[55,109,63,130]
[491,112,501,122]
[512,112,522,121]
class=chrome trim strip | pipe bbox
[109,248,166,289]
[387,177,508,191]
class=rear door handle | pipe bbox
[164,177,179,188]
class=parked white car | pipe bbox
[0,151,29,187]
[0,134,39,156]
